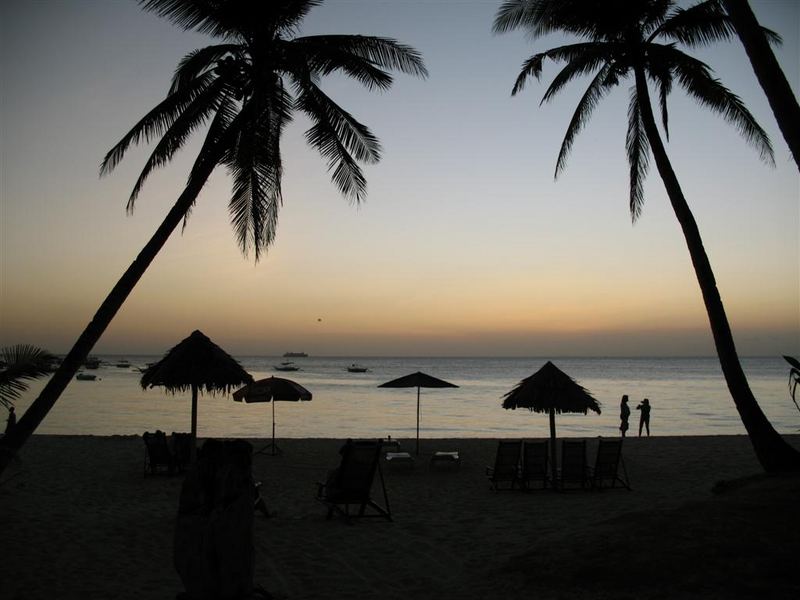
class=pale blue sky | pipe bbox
[1,0,798,357]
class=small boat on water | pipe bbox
[283,352,308,358]
[274,361,300,372]
[115,360,131,368]
[84,356,101,369]
[76,373,97,381]
[347,364,369,373]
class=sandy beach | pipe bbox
[1,434,798,599]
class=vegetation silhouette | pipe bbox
[721,0,800,170]
[0,345,54,410]
[494,0,799,471]
[0,0,427,475]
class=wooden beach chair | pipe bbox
[429,450,461,469]
[588,438,631,490]
[486,440,522,490]
[556,439,589,491]
[520,440,549,490]
[316,440,392,521]
[143,430,175,476]
[170,432,193,473]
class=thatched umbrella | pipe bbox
[232,376,311,456]
[378,371,458,456]
[141,330,252,461]
[502,361,601,484]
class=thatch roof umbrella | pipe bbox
[378,371,459,456]
[141,330,252,461]
[502,361,601,485]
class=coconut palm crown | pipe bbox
[0,0,426,476]
[494,0,776,218]
[102,0,428,260]
[494,0,800,472]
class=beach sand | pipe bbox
[1,434,798,599]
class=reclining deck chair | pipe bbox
[486,440,522,490]
[589,438,631,490]
[316,440,392,521]
[557,439,589,491]
[143,430,175,475]
[520,440,549,490]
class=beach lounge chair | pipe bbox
[520,440,549,490]
[588,438,631,490]
[170,432,193,473]
[143,430,175,476]
[429,450,461,469]
[557,439,589,490]
[486,440,522,490]
[316,440,392,521]
[385,451,415,469]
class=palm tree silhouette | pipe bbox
[0,0,427,473]
[721,0,800,171]
[494,0,799,471]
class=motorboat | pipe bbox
[274,361,300,372]
[76,373,97,381]
[347,364,369,373]
[115,360,131,368]
[283,352,308,358]
[84,356,101,369]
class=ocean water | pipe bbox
[11,356,800,439]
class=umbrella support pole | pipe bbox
[255,401,282,456]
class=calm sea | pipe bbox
[11,356,799,439]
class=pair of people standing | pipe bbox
[619,396,651,437]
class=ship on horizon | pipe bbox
[282,352,308,358]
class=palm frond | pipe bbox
[647,57,674,140]
[292,35,428,80]
[554,63,615,177]
[538,43,613,104]
[126,77,233,211]
[493,0,610,39]
[226,85,293,261]
[170,44,242,94]
[662,46,774,165]
[0,345,54,408]
[653,0,735,46]
[100,72,217,176]
[626,86,651,221]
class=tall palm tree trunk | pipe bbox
[634,67,800,472]
[722,0,800,172]
[0,165,217,476]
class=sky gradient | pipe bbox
[1,0,798,357]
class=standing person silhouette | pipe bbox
[637,398,651,436]
[619,395,630,438]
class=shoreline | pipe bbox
[1,434,798,599]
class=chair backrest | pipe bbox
[593,438,622,481]
[142,430,173,473]
[171,432,193,469]
[492,440,522,481]
[330,440,382,501]
[560,440,587,483]
[521,440,548,479]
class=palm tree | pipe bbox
[494,0,800,472]
[0,0,427,474]
[0,345,54,410]
[720,0,800,171]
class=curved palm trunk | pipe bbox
[722,0,800,172]
[634,67,800,472]
[0,163,218,476]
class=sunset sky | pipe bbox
[1,0,798,357]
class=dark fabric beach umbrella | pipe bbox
[232,376,312,455]
[141,330,252,461]
[503,361,601,484]
[379,371,458,455]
